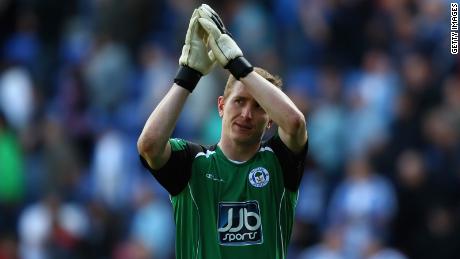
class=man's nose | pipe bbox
[241,105,253,119]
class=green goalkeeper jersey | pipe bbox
[140,135,307,259]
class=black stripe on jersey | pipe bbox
[265,136,308,192]
[139,141,204,196]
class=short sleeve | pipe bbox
[140,138,203,196]
[264,135,308,192]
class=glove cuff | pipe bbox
[225,57,253,80]
[174,65,202,92]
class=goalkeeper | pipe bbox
[138,4,308,259]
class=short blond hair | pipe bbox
[223,67,282,99]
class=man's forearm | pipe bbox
[240,71,306,135]
[138,84,189,159]
[138,6,216,168]
[241,71,307,153]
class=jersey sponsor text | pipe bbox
[217,201,263,246]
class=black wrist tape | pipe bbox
[174,65,202,92]
[225,57,253,80]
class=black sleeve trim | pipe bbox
[139,141,204,196]
[265,136,308,192]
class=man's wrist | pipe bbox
[225,57,253,80]
[174,65,202,92]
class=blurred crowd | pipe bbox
[0,0,459,258]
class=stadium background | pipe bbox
[0,0,459,258]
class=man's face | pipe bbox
[218,82,271,146]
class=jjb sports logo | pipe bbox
[217,201,263,246]
[248,167,270,188]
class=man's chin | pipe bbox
[232,132,260,146]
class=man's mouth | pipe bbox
[234,122,253,130]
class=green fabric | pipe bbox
[0,130,24,203]
[170,138,188,151]
[171,143,298,259]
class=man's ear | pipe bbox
[267,119,273,129]
[218,96,225,117]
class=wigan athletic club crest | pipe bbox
[248,167,270,188]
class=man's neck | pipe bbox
[217,138,260,162]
